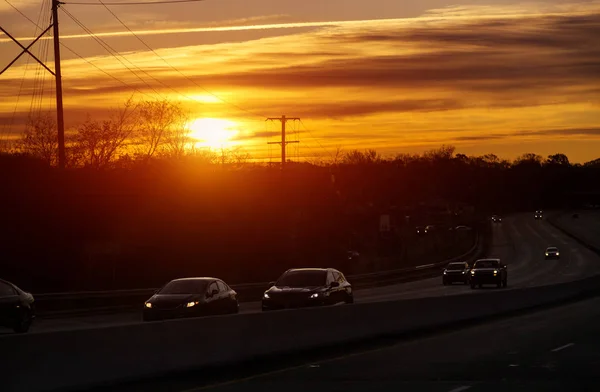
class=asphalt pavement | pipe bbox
[120,295,600,392]
[3,212,599,335]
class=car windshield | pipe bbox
[158,280,208,294]
[276,271,327,287]
[446,263,465,271]
[474,260,499,268]
[547,248,558,252]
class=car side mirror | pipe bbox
[330,281,340,288]
[268,281,275,287]
[212,289,219,296]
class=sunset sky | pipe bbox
[1,0,599,162]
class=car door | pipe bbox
[216,280,231,314]
[0,281,19,325]
[333,271,347,302]
[338,271,351,294]
[325,271,337,304]
[205,281,220,315]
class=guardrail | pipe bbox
[5,266,600,392]
[33,232,483,317]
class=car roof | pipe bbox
[170,277,219,282]
[448,262,466,265]
[475,258,500,263]
[546,246,558,250]
[286,268,330,273]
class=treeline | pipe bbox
[1,112,599,293]
[7,99,251,169]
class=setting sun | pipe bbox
[188,118,239,149]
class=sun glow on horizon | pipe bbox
[188,118,239,149]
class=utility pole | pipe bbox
[52,0,66,169]
[267,115,300,168]
[0,1,65,168]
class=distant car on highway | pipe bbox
[262,268,353,311]
[470,259,507,289]
[443,262,471,285]
[143,277,239,321]
[0,279,35,333]
[534,210,543,219]
[416,226,428,235]
[491,215,502,223]
[545,246,560,259]
[455,225,472,231]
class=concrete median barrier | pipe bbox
[3,273,600,392]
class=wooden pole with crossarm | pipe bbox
[267,115,300,169]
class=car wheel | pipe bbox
[478,284,482,288]
[497,281,502,288]
[443,279,448,286]
[231,302,240,314]
[503,278,508,288]
[345,293,354,304]
[13,312,32,333]
[470,283,476,289]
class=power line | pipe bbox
[3,0,38,25]
[59,43,154,99]
[4,0,157,101]
[95,0,267,120]
[60,7,167,99]
[299,119,333,159]
[66,0,208,5]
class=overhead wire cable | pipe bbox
[60,7,167,99]
[95,0,268,120]
[66,0,209,5]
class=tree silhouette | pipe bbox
[19,114,58,166]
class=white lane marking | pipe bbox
[551,343,574,352]
[448,386,472,392]
[508,364,519,367]
[415,263,435,269]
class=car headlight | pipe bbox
[144,302,152,309]
[263,293,270,299]
[461,271,465,274]
[443,271,447,275]
[471,270,476,275]
[186,301,198,308]
[545,253,549,256]
[556,252,560,256]
[310,293,319,299]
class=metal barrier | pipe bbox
[33,233,483,316]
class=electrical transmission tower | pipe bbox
[1,0,66,168]
[267,115,300,168]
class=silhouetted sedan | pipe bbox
[143,277,238,321]
[545,247,560,259]
[0,279,35,333]
[262,268,353,311]
[443,262,471,285]
[470,259,507,289]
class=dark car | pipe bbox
[470,258,507,289]
[262,268,353,311]
[491,215,502,223]
[443,262,471,285]
[534,210,543,219]
[143,277,239,321]
[0,279,35,333]
[416,226,428,235]
[545,246,560,259]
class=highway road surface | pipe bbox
[2,212,599,335]
[132,292,600,392]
